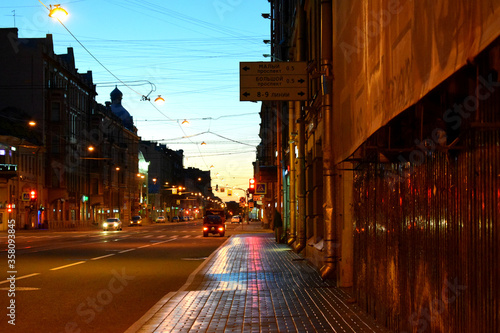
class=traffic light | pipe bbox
[7,204,13,213]
[248,178,256,194]
[30,190,37,201]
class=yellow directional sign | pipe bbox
[240,74,308,88]
[240,61,308,101]
[241,88,307,101]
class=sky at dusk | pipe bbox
[0,0,270,201]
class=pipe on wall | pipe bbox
[319,0,337,281]
[293,2,307,253]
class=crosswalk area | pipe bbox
[0,229,213,243]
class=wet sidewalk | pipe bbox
[127,230,389,333]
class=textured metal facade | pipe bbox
[352,63,500,331]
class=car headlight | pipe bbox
[103,223,108,227]
[113,223,118,227]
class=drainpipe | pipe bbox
[319,0,337,280]
[294,3,307,253]
[276,102,282,229]
[287,101,297,245]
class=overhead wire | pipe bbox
[33,0,262,177]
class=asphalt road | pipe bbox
[0,220,245,333]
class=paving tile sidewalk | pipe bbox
[127,231,389,333]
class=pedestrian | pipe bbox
[273,208,283,243]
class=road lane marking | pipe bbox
[118,248,136,254]
[91,254,115,261]
[154,238,177,245]
[157,235,166,238]
[138,244,151,249]
[50,261,86,271]
[0,273,41,285]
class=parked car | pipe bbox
[129,215,142,226]
[156,216,166,223]
[103,218,122,231]
[203,215,225,237]
[189,216,195,221]
[231,215,242,224]
[171,216,180,222]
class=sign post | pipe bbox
[240,61,308,101]
[255,183,267,195]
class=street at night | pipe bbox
[0,220,244,332]
[1,0,500,332]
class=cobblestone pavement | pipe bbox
[127,230,389,333]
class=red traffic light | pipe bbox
[248,178,256,194]
[7,204,13,213]
[30,190,37,200]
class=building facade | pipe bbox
[139,140,185,221]
[258,1,500,331]
[0,28,140,229]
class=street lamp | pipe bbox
[154,95,165,104]
[48,4,68,21]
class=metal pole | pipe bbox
[319,0,337,280]
[294,3,307,253]
[287,100,297,245]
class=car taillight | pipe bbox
[203,227,209,231]
[218,227,224,232]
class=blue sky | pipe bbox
[0,0,270,200]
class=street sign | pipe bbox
[240,61,308,101]
[240,74,308,88]
[241,88,307,101]
[255,183,267,195]
[22,192,30,201]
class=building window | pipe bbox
[51,102,61,122]
[51,137,60,154]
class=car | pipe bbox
[189,216,195,221]
[156,216,166,223]
[182,216,189,221]
[103,218,122,231]
[203,215,225,237]
[231,215,242,224]
[130,215,142,226]
[171,216,180,222]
